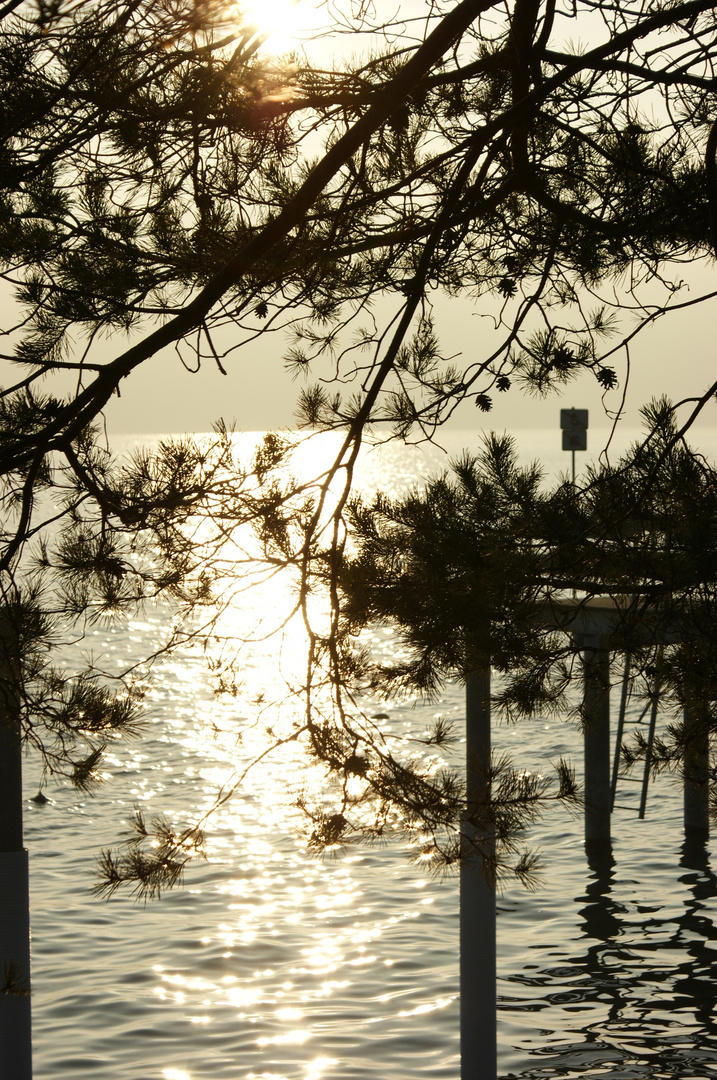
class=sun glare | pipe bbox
[236,0,323,53]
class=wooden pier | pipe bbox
[459,594,711,1080]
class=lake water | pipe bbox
[22,428,717,1079]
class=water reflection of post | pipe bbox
[581,843,621,945]
[460,664,496,1080]
[575,843,626,1028]
[570,838,717,1070]
[673,835,717,1035]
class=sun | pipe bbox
[236,0,324,53]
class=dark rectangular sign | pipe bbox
[560,408,588,430]
[562,429,587,451]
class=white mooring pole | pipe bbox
[460,664,496,1080]
[0,620,32,1080]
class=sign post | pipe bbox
[560,409,588,484]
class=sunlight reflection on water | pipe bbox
[25,429,717,1078]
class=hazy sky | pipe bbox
[5,1,717,450]
[102,2,717,443]
[96,265,717,443]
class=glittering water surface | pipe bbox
[25,430,717,1079]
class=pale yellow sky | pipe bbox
[102,2,717,441]
[3,1,716,445]
[94,263,717,440]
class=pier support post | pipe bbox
[0,619,31,1080]
[460,664,496,1080]
[581,640,611,846]
[683,701,709,837]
